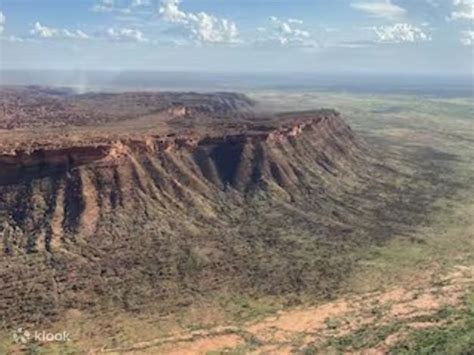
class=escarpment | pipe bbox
[0,89,417,326]
[0,112,363,243]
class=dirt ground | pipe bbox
[89,264,472,354]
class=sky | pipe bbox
[0,0,473,75]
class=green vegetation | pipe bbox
[327,322,402,352]
[390,292,474,354]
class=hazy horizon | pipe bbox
[1,69,473,98]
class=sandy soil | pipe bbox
[93,265,473,354]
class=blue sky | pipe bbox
[0,0,472,74]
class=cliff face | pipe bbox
[0,113,360,243]
[0,107,401,326]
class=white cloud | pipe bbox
[0,11,5,35]
[451,0,474,20]
[107,27,148,42]
[131,0,151,7]
[31,22,56,38]
[288,18,304,25]
[92,0,115,12]
[4,35,24,42]
[64,29,89,39]
[259,16,313,46]
[92,0,131,13]
[160,0,188,23]
[188,13,239,43]
[450,1,474,45]
[30,22,90,39]
[92,0,151,13]
[29,21,147,43]
[351,0,406,19]
[460,29,474,45]
[374,23,431,43]
[159,0,239,44]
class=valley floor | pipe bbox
[113,196,474,354]
[64,185,471,354]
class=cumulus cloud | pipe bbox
[0,11,5,35]
[351,0,406,19]
[451,0,474,20]
[374,23,431,43]
[449,1,474,45]
[107,27,148,42]
[270,17,310,45]
[159,0,191,23]
[460,29,474,45]
[159,0,239,44]
[30,22,90,39]
[256,16,313,46]
[29,21,147,43]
